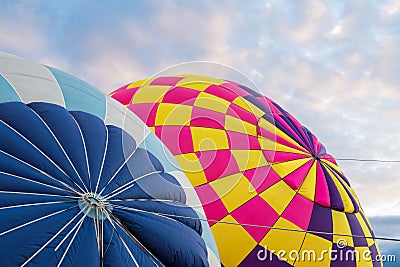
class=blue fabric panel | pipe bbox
[114,209,209,267]
[0,171,74,197]
[0,204,78,266]
[0,113,82,192]
[59,220,99,267]
[0,152,73,195]
[102,222,161,267]
[122,148,164,179]
[114,200,202,235]
[96,126,136,195]
[139,132,180,173]
[29,102,90,190]
[0,102,84,191]
[98,132,165,197]
[0,74,21,103]
[132,172,186,204]
[71,111,108,192]
[46,66,106,120]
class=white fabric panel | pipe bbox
[0,52,65,106]
[208,247,221,267]
[104,96,150,145]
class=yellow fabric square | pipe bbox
[225,115,257,136]
[320,159,342,174]
[272,158,312,178]
[355,213,374,247]
[126,78,154,89]
[174,153,207,186]
[258,137,308,155]
[231,150,269,171]
[332,210,354,247]
[193,92,231,114]
[355,247,373,267]
[259,180,296,215]
[211,215,257,267]
[260,217,306,265]
[298,161,317,201]
[155,103,192,126]
[191,126,229,151]
[257,117,276,134]
[210,173,257,212]
[294,234,333,267]
[176,75,225,89]
[232,97,265,117]
[131,85,170,103]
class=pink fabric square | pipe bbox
[226,104,258,125]
[195,184,229,226]
[150,76,184,86]
[227,131,260,150]
[111,87,138,105]
[220,82,251,97]
[196,150,240,182]
[162,87,199,105]
[128,103,159,126]
[231,196,279,242]
[157,126,193,155]
[243,166,281,194]
[315,162,331,207]
[204,84,238,102]
[283,158,313,189]
[282,194,314,230]
[271,151,309,164]
[190,107,225,129]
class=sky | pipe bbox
[0,0,399,263]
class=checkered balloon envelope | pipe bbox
[111,74,382,267]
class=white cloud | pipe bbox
[0,1,46,55]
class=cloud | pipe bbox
[0,0,47,55]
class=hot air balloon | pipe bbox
[0,54,220,267]
[111,74,382,267]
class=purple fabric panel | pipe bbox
[238,245,293,267]
[321,164,345,211]
[346,213,368,247]
[307,204,333,241]
[330,243,357,267]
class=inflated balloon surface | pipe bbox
[0,53,219,267]
[111,75,382,267]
